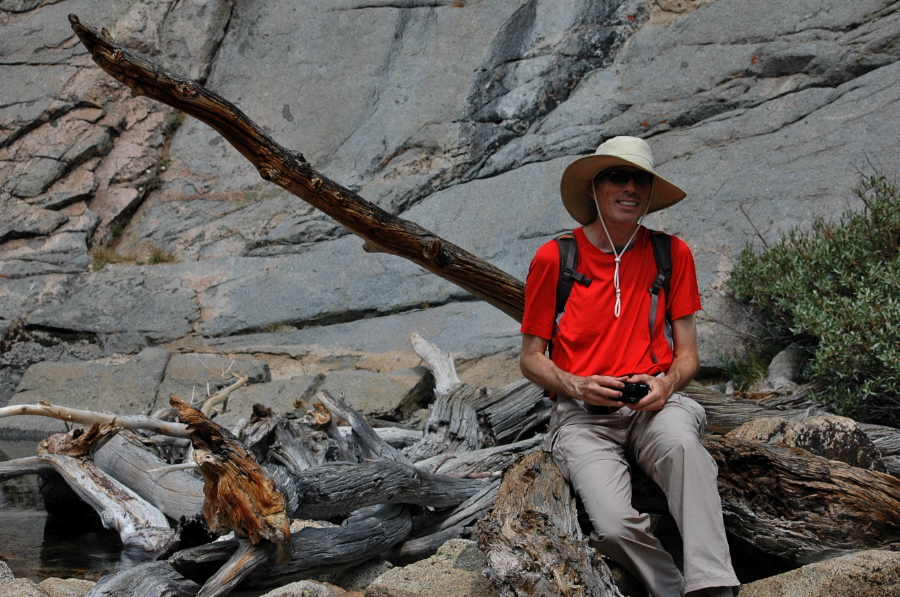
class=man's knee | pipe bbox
[585,508,652,550]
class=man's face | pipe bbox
[589,166,653,227]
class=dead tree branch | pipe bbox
[68,14,525,322]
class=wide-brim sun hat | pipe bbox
[559,136,687,225]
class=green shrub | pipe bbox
[728,174,900,424]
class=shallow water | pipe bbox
[0,440,142,582]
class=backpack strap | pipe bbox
[648,231,673,364]
[554,233,592,324]
[544,233,592,399]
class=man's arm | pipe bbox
[629,313,699,411]
[520,333,628,407]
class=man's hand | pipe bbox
[622,374,672,411]
[571,374,629,407]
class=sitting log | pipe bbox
[477,451,622,597]
[707,434,900,564]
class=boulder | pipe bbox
[314,557,394,594]
[37,577,95,597]
[738,550,900,597]
[318,367,433,423]
[211,375,322,431]
[258,580,362,597]
[726,415,888,472]
[151,352,271,413]
[0,578,50,597]
[366,538,497,597]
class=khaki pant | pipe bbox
[547,393,739,597]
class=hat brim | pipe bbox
[559,155,687,225]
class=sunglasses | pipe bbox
[594,169,654,187]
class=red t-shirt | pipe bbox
[521,226,701,378]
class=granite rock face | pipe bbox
[2,0,900,412]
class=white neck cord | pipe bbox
[592,185,651,318]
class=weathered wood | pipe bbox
[0,401,188,437]
[411,332,462,395]
[706,434,900,564]
[68,14,525,322]
[339,424,423,449]
[406,382,486,462]
[685,381,900,475]
[475,379,551,445]
[405,377,550,463]
[477,451,623,597]
[86,561,200,597]
[0,451,174,552]
[279,459,490,520]
[316,389,410,464]
[388,480,501,562]
[418,436,544,477]
[197,540,273,597]
[407,335,550,465]
[200,374,249,417]
[94,432,205,521]
[171,397,291,566]
[169,504,413,589]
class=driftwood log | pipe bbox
[0,424,174,552]
[170,396,292,566]
[708,434,900,563]
[478,451,623,597]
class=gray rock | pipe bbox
[37,577,95,597]
[0,202,68,244]
[152,352,270,413]
[159,0,234,82]
[256,579,356,597]
[0,560,13,580]
[0,232,92,278]
[189,239,465,338]
[25,164,98,211]
[750,344,804,392]
[192,374,321,431]
[726,415,888,472]
[739,549,900,597]
[318,367,433,422]
[206,297,522,366]
[366,538,497,597]
[26,265,200,343]
[4,347,170,440]
[314,557,393,593]
[0,578,51,597]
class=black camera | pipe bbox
[620,381,650,403]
